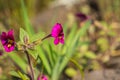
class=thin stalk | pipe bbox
[41,34,51,41]
[24,50,34,80]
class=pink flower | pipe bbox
[37,75,48,80]
[51,23,64,45]
[0,30,15,52]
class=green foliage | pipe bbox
[6,1,92,80]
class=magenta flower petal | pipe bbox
[59,37,64,44]
[51,23,64,45]
[8,30,14,40]
[0,30,15,52]
[4,45,15,52]
[54,38,59,45]
[4,45,11,52]
[37,75,48,80]
[51,23,63,37]
[1,32,7,44]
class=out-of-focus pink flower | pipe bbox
[0,30,15,52]
[76,13,89,22]
[51,23,64,45]
[37,75,48,80]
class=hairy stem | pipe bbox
[24,50,34,80]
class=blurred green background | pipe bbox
[0,0,120,80]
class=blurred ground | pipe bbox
[1,0,120,80]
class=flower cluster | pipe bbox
[0,23,64,80]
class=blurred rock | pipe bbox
[73,69,120,80]
[31,6,68,32]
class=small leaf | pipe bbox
[85,51,96,59]
[97,38,109,52]
[20,28,29,43]
[65,67,77,77]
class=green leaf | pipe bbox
[62,22,77,54]
[85,51,96,59]
[43,43,55,68]
[19,28,29,43]
[65,67,77,77]
[9,70,29,80]
[63,23,69,37]
[66,23,77,45]
[17,71,29,80]
[37,46,52,75]
[9,71,20,78]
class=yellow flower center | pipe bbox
[7,39,14,48]
[7,44,12,48]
